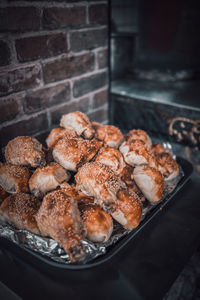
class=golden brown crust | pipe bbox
[112,189,142,230]
[60,111,95,139]
[96,125,124,148]
[0,193,41,234]
[0,186,9,205]
[0,163,31,194]
[29,162,70,198]
[91,121,101,131]
[156,152,179,180]
[95,146,125,176]
[120,139,159,169]
[52,137,102,172]
[133,165,164,204]
[5,136,46,168]
[80,203,113,242]
[36,190,86,262]
[151,143,166,155]
[125,129,152,149]
[46,127,78,149]
[120,164,145,201]
[75,162,126,213]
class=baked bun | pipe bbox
[36,190,86,262]
[125,129,152,149]
[111,189,142,230]
[96,125,124,148]
[46,127,78,149]
[5,136,46,168]
[0,193,41,234]
[60,111,94,139]
[79,201,113,243]
[75,162,126,213]
[29,162,70,198]
[95,146,125,176]
[0,163,31,194]
[133,165,164,204]
[120,139,159,169]
[52,137,102,172]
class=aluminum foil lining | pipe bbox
[0,146,184,266]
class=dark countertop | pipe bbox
[0,147,200,300]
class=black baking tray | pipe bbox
[0,157,193,271]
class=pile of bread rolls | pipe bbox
[0,111,179,262]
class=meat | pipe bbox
[0,193,41,234]
[111,189,143,230]
[29,162,70,198]
[36,190,86,262]
[133,165,164,204]
[0,163,31,194]
[5,136,46,168]
[95,125,124,148]
[60,111,94,139]
[75,162,126,213]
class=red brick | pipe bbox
[75,97,90,114]
[89,4,108,25]
[50,101,78,126]
[0,65,41,96]
[73,71,108,98]
[0,40,11,66]
[0,97,20,124]
[50,97,90,126]
[91,89,108,109]
[97,49,108,69]
[88,107,108,123]
[24,83,71,114]
[0,112,48,148]
[0,7,40,32]
[16,33,67,62]
[42,7,86,29]
[70,28,108,52]
[43,52,95,83]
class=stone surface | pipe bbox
[97,48,108,69]
[0,7,40,32]
[0,40,11,66]
[0,112,48,148]
[73,71,108,98]
[91,89,108,109]
[43,52,95,83]
[0,65,41,96]
[88,107,108,123]
[89,4,108,25]
[0,97,20,124]
[15,33,67,62]
[42,6,86,29]
[24,83,71,114]
[70,28,108,52]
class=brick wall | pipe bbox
[0,0,109,149]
